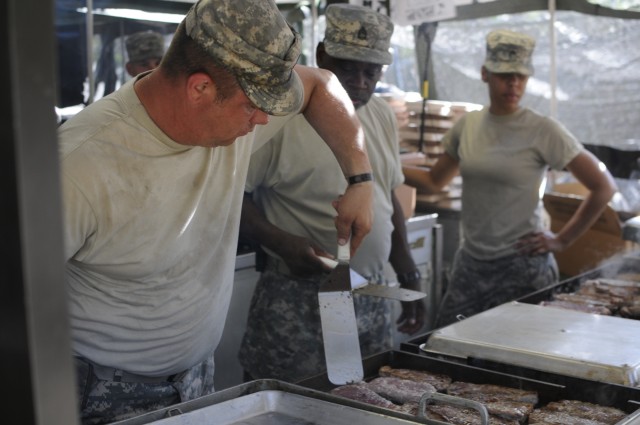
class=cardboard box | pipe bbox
[552,182,589,197]
[399,151,436,167]
[543,192,638,276]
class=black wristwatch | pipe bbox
[347,173,374,185]
[397,270,421,286]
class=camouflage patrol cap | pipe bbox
[323,4,394,66]
[484,29,535,76]
[126,31,165,63]
[184,0,303,116]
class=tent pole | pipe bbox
[86,0,95,104]
[549,0,557,119]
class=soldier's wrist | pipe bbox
[397,270,421,286]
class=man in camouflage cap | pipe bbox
[323,2,393,65]
[184,0,304,115]
[59,0,375,422]
[125,30,165,77]
[238,3,425,383]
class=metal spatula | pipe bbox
[317,256,427,301]
[318,240,363,385]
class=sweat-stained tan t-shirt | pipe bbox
[443,107,583,260]
[246,94,404,278]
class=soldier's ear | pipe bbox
[316,42,327,67]
[481,66,489,82]
[186,72,215,102]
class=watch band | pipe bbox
[347,173,374,185]
[397,270,422,286]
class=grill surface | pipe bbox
[298,351,640,416]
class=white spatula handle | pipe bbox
[337,239,350,262]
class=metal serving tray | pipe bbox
[112,379,426,425]
[420,301,640,387]
[400,252,640,383]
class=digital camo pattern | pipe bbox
[75,355,214,424]
[239,267,393,382]
[435,250,557,327]
[184,0,303,115]
[484,29,535,76]
[324,4,394,65]
[126,31,164,63]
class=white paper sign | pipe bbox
[391,0,456,26]
[348,0,389,16]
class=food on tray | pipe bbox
[619,299,640,319]
[446,382,539,405]
[538,277,640,319]
[476,400,535,423]
[333,367,538,423]
[529,399,627,424]
[330,383,402,411]
[378,365,452,391]
[529,410,613,425]
[580,279,640,300]
[423,404,519,425]
[446,381,537,422]
[366,376,436,404]
[329,366,629,424]
[542,400,627,423]
[398,401,419,415]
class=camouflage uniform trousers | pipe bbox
[238,266,392,382]
[435,249,558,328]
[75,352,215,424]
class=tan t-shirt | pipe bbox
[246,94,404,278]
[443,107,583,260]
[59,78,291,376]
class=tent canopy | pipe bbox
[377,0,640,164]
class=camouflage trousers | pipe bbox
[75,353,215,424]
[238,266,392,382]
[435,249,558,328]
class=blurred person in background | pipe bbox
[125,30,165,77]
